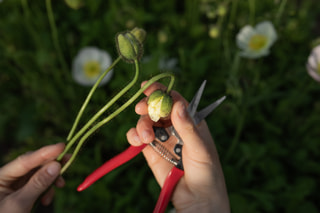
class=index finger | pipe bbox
[0,143,65,180]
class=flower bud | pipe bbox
[115,28,146,63]
[217,4,227,17]
[64,0,84,10]
[147,90,173,122]
[209,25,219,39]
[130,27,146,44]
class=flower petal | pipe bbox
[236,25,256,49]
[72,46,113,86]
[236,21,277,59]
[255,21,277,46]
[306,45,320,83]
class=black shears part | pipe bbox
[153,126,169,142]
[174,144,183,157]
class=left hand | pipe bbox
[0,143,67,213]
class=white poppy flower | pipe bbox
[236,21,277,59]
[72,47,113,86]
[306,45,320,83]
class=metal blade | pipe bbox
[187,80,207,117]
[193,96,226,125]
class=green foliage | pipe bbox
[1,0,320,212]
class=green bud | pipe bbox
[209,25,219,39]
[64,0,84,10]
[115,28,146,63]
[130,27,146,44]
[217,5,227,17]
[147,90,173,122]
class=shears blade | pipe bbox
[193,96,226,125]
[187,80,207,117]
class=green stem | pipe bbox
[225,52,244,161]
[248,0,255,25]
[229,0,238,26]
[166,75,175,94]
[231,52,240,76]
[21,0,30,17]
[66,57,121,141]
[229,52,242,103]
[57,59,140,161]
[225,112,245,161]
[275,0,287,25]
[60,73,175,174]
[46,0,68,72]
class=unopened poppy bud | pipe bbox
[217,5,227,17]
[209,25,220,38]
[64,0,84,10]
[116,29,144,63]
[130,27,146,44]
[147,90,173,122]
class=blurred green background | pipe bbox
[1,0,320,212]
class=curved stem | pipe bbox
[166,74,175,94]
[57,59,140,161]
[60,73,175,174]
[66,57,121,141]
[46,0,68,72]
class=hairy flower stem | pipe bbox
[60,72,175,174]
[66,57,121,141]
[58,59,139,162]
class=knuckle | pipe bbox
[184,120,197,133]
[31,172,51,191]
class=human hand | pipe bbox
[0,143,66,213]
[126,82,230,213]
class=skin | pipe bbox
[126,82,230,213]
[0,82,230,213]
[0,143,67,213]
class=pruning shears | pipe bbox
[77,80,226,213]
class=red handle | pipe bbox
[153,166,184,213]
[77,144,147,191]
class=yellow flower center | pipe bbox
[83,61,101,78]
[249,34,268,51]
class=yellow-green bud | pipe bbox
[116,28,145,63]
[217,5,227,17]
[147,90,173,122]
[130,27,146,44]
[209,25,219,39]
[64,0,84,10]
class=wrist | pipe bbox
[174,197,230,213]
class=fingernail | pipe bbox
[47,163,61,177]
[142,130,152,143]
[178,102,187,118]
[135,104,142,113]
[134,135,141,144]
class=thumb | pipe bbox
[14,161,61,211]
[171,102,203,152]
[171,101,214,161]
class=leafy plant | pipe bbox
[1,0,320,212]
